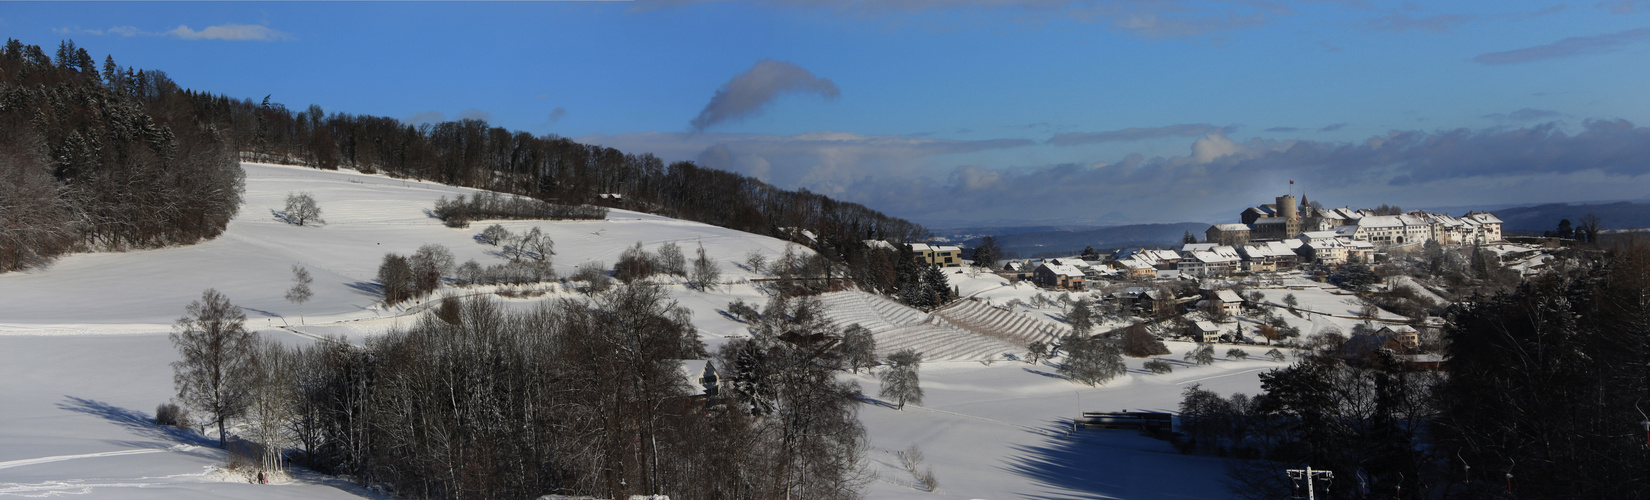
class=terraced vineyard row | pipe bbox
[817,292,1064,361]
[932,299,1068,347]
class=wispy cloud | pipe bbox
[54,23,290,41]
[583,130,1034,193]
[1482,108,1562,122]
[636,0,1286,39]
[1266,127,1300,133]
[455,109,492,122]
[1364,12,1473,33]
[596,120,1650,225]
[1047,123,1235,146]
[1319,123,1347,132]
[848,120,1650,224]
[403,111,446,125]
[1597,1,1650,14]
[168,24,290,41]
[548,107,567,123]
[690,59,840,132]
[1473,27,1650,65]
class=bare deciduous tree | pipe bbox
[284,192,323,226]
[1058,333,1126,386]
[377,253,415,304]
[409,244,455,295]
[657,241,686,276]
[285,265,312,329]
[880,348,924,409]
[480,224,510,246]
[690,243,720,290]
[841,323,876,374]
[170,289,257,449]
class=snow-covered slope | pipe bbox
[0,162,1281,499]
[0,162,791,335]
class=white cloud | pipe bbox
[54,23,290,41]
[168,24,291,41]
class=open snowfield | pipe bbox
[0,162,1279,499]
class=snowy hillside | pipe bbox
[0,162,1283,499]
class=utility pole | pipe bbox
[1288,466,1333,500]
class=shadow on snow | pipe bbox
[1000,419,1231,500]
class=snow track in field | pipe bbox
[0,448,169,471]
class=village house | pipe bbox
[1191,321,1223,343]
[1175,244,1239,278]
[1200,288,1244,317]
[910,243,963,267]
[1205,223,1251,246]
[1297,232,1349,265]
[997,260,1035,282]
[1376,325,1420,350]
[1035,261,1087,290]
[1238,240,1299,272]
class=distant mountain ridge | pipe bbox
[941,222,1209,258]
[1490,201,1650,234]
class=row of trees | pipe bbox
[170,284,872,499]
[1,39,243,272]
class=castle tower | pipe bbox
[1276,194,1298,221]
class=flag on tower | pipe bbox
[1290,180,1294,184]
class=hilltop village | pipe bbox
[876,193,1544,363]
[985,193,1505,288]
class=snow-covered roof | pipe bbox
[1211,223,1250,231]
[1213,289,1243,303]
[910,243,933,252]
[1300,230,1340,241]
[1133,249,1182,266]
[1380,325,1418,335]
[1239,241,1296,258]
[1306,238,1344,249]
[1183,243,1220,252]
[1189,250,1240,265]
[932,245,961,253]
[1194,321,1221,333]
[1038,262,1085,278]
[864,239,896,250]
[1358,215,1403,228]
[1114,258,1151,271]
[1467,212,1503,224]
[1254,216,1288,224]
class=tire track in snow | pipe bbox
[1174,367,1271,385]
[0,448,168,471]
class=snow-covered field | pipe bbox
[0,162,1280,499]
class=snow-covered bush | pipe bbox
[155,402,190,428]
[572,261,610,293]
[1144,359,1174,374]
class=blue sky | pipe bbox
[9,1,1650,227]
